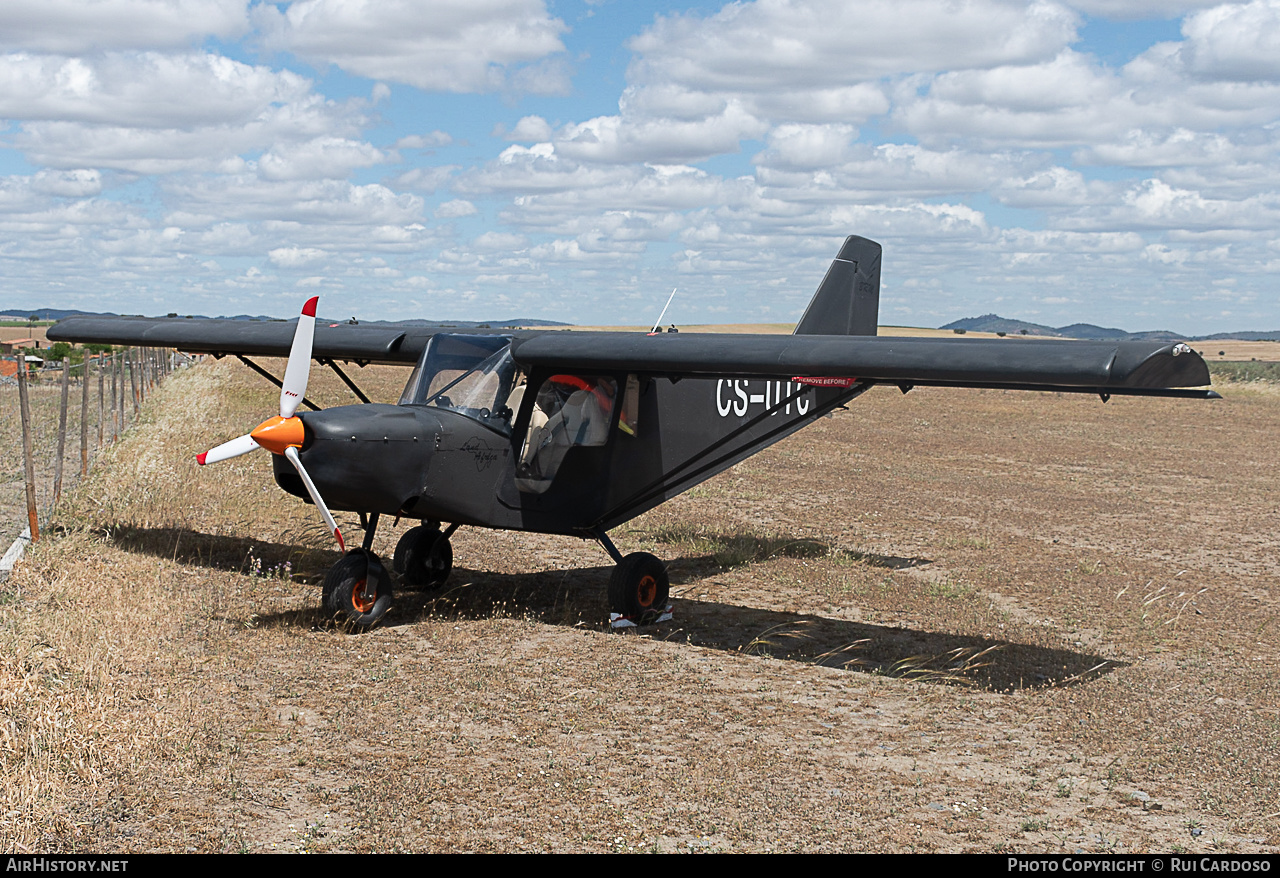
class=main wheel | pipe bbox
[323,549,392,627]
[393,525,453,589]
[608,552,670,625]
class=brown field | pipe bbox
[576,323,1280,362]
[2,357,1278,853]
[1199,340,1280,362]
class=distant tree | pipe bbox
[1019,329,1028,335]
[953,328,967,334]
[996,331,1006,337]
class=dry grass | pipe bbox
[2,358,1278,852]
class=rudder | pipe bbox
[793,236,881,336]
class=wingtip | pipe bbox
[302,296,319,318]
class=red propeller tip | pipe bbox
[301,296,318,318]
[196,452,207,466]
[334,528,345,552]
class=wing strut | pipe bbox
[235,355,322,412]
[319,358,372,404]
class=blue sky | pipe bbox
[1,0,1278,335]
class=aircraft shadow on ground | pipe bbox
[102,523,343,576]
[105,523,1118,693]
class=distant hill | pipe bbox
[941,314,1060,336]
[1054,322,1131,340]
[3,308,572,328]
[2,308,123,321]
[1196,330,1280,341]
[939,313,1273,342]
[362,318,571,329]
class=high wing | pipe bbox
[47,234,1215,398]
[509,235,1211,398]
[510,331,1213,398]
[46,316,521,365]
[49,313,1212,397]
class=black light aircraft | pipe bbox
[49,236,1217,628]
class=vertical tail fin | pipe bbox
[793,236,881,336]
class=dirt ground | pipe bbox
[2,358,1278,853]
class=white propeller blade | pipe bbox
[280,295,318,419]
[196,296,343,553]
[285,445,344,552]
[197,433,260,466]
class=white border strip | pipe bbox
[0,526,31,583]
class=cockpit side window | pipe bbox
[515,374,617,493]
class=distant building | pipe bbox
[0,337,39,355]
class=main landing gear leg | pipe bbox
[322,512,393,628]
[594,529,672,629]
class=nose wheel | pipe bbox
[323,548,392,627]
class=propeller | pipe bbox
[196,296,345,551]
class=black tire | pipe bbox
[323,549,392,627]
[393,525,452,589]
[392,526,422,574]
[608,552,670,625]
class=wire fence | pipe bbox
[1,347,195,565]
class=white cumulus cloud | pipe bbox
[1179,0,1280,81]
[254,0,568,94]
[268,246,327,267]
[258,137,390,181]
[0,0,249,53]
[434,199,478,218]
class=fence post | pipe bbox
[53,357,70,507]
[129,347,140,417]
[97,353,105,449]
[114,352,122,438]
[80,352,90,477]
[16,361,39,543]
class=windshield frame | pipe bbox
[398,333,519,433]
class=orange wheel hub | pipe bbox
[351,578,374,613]
[637,574,657,608]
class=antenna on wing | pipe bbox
[649,287,678,335]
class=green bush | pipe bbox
[1209,360,1280,383]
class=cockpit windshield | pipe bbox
[399,334,520,433]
